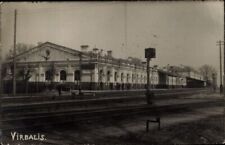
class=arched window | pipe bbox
[114,72,117,82]
[127,74,130,83]
[60,70,67,81]
[74,70,80,81]
[45,70,52,81]
[121,73,124,82]
[132,74,135,82]
[107,71,111,82]
[99,69,103,82]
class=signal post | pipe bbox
[145,48,156,104]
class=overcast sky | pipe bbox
[2,2,224,71]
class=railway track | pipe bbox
[2,89,208,117]
[2,88,208,104]
[2,99,223,130]
[1,88,219,130]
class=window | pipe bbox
[114,72,117,82]
[45,70,52,81]
[60,70,67,81]
[121,73,124,82]
[127,74,129,82]
[74,70,80,81]
[132,74,135,82]
[99,70,103,82]
[107,71,111,82]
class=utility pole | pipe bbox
[223,0,225,142]
[0,3,2,140]
[0,4,2,98]
[220,40,223,93]
[224,0,225,97]
[124,2,127,51]
[147,58,151,91]
[79,52,82,94]
[217,40,223,94]
[13,9,17,96]
[90,52,93,90]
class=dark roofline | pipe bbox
[10,42,47,60]
[8,41,86,61]
[45,41,81,54]
[7,41,151,68]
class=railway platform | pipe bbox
[1,89,223,131]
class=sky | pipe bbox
[1,2,224,73]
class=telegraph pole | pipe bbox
[124,2,127,51]
[219,41,222,93]
[217,40,223,94]
[146,58,150,92]
[0,4,2,97]
[223,1,225,141]
[79,52,82,94]
[222,1,225,142]
[0,3,2,140]
[13,10,17,96]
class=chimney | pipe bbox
[107,50,112,57]
[80,45,89,52]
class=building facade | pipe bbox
[3,42,156,92]
[2,42,205,93]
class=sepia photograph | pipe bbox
[0,1,224,144]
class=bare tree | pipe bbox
[17,65,33,94]
[4,43,35,94]
[5,43,35,60]
[199,64,217,85]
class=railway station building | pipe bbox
[2,42,204,93]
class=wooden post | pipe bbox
[145,48,155,104]
[13,9,17,96]
[146,58,152,104]
[0,4,2,140]
[219,40,223,94]
[146,117,161,132]
[0,3,2,98]
[79,52,82,95]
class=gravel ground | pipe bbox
[2,107,224,145]
[1,93,224,145]
[100,115,224,145]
